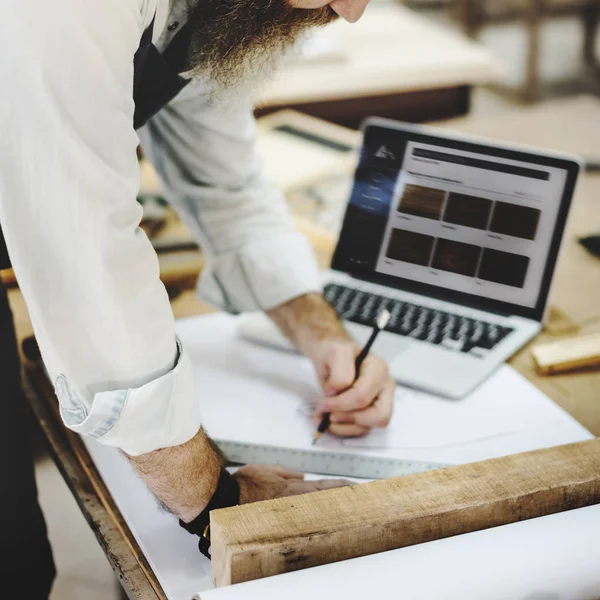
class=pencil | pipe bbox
[313,309,391,445]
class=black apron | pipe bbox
[0,15,193,271]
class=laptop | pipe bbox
[239,118,582,399]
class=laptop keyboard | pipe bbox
[324,284,513,357]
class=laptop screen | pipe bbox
[331,120,580,320]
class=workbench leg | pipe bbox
[524,0,542,103]
[453,0,484,39]
[582,5,600,67]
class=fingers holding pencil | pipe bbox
[312,307,395,442]
[313,358,394,436]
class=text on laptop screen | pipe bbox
[333,124,570,310]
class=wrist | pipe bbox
[126,428,223,523]
[179,468,240,559]
[267,293,350,357]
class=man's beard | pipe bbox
[185,0,338,94]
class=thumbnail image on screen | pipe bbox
[386,228,531,289]
[386,229,436,266]
[489,202,541,240]
[397,185,542,240]
[397,184,446,220]
[443,193,493,230]
[431,238,482,277]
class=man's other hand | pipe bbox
[234,464,349,503]
[309,339,395,437]
[268,293,395,438]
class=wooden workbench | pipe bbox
[8,98,600,599]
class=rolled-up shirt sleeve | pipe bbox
[0,0,200,455]
[137,82,322,313]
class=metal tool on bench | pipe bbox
[216,440,448,480]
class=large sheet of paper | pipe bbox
[195,504,600,600]
[83,313,592,600]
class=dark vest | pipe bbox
[0,16,192,270]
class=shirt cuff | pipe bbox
[197,231,322,313]
[55,339,200,456]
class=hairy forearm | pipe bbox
[125,428,223,522]
[267,293,351,356]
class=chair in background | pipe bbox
[448,0,600,101]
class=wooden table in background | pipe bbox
[9,97,600,599]
[254,4,504,128]
[440,95,600,435]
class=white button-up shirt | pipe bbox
[0,0,321,455]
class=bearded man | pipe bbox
[0,0,395,595]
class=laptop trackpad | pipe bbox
[345,325,411,361]
[390,344,483,396]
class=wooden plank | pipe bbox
[211,438,600,587]
[532,332,600,374]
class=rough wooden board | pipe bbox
[211,438,600,587]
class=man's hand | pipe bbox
[234,464,349,503]
[127,430,348,521]
[268,293,395,437]
[309,338,395,437]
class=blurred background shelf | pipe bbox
[447,0,600,101]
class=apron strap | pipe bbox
[133,16,156,97]
[133,15,192,130]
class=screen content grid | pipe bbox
[334,127,568,310]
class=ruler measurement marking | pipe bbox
[216,440,447,480]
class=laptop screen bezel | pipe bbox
[331,118,582,322]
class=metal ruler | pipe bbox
[215,440,448,480]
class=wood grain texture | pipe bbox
[211,438,600,587]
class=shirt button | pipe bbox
[167,21,180,31]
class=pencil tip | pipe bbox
[312,432,322,445]
[377,309,391,330]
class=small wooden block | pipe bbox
[211,439,600,587]
[532,332,600,375]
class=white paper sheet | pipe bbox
[195,504,600,600]
[343,381,550,450]
[177,313,591,465]
[82,313,593,600]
